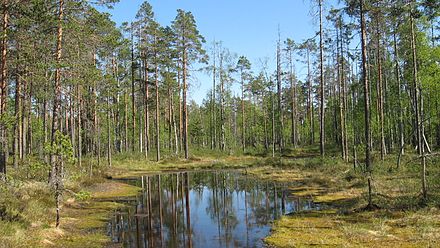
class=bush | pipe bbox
[0,184,24,222]
[75,190,92,201]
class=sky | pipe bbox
[99,0,336,104]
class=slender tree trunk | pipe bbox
[171,90,178,155]
[107,95,112,167]
[276,35,283,152]
[92,53,98,160]
[13,45,21,169]
[22,74,27,159]
[177,62,183,154]
[376,18,386,161]
[131,32,136,152]
[77,85,82,168]
[69,85,75,159]
[183,45,189,159]
[392,30,405,157]
[271,85,275,158]
[263,94,268,150]
[319,0,325,156]
[410,6,427,201]
[0,0,9,176]
[289,49,297,147]
[112,57,121,153]
[27,81,33,156]
[337,25,346,161]
[307,48,314,144]
[211,44,217,150]
[51,0,64,228]
[154,36,160,161]
[168,85,172,152]
[124,91,128,152]
[360,0,373,207]
[219,53,225,151]
[144,55,150,159]
[341,22,349,161]
[241,71,246,153]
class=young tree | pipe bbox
[276,31,284,152]
[297,39,317,145]
[236,56,251,153]
[284,38,297,147]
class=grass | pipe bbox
[0,146,439,247]
[0,151,259,247]
[258,147,440,247]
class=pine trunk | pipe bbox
[360,0,373,207]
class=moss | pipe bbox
[56,232,110,248]
[90,181,141,199]
[265,215,345,247]
[266,210,440,247]
[313,189,361,204]
[289,186,325,197]
[44,180,139,247]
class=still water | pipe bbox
[108,170,318,248]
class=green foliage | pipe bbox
[0,185,23,222]
[26,161,50,180]
[0,113,15,130]
[75,190,92,201]
[44,131,74,164]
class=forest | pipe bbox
[0,0,439,247]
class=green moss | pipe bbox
[266,210,440,247]
[57,232,110,248]
[90,182,141,199]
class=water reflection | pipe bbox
[108,170,318,248]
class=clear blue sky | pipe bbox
[101,0,338,104]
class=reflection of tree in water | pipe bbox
[108,170,317,248]
[204,172,240,245]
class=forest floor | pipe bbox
[257,149,440,247]
[0,147,439,247]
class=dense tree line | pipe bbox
[0,0,438,222]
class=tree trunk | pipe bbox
[107,95,112,167]
[154,36,160,161]
[0,0,9,176]
[13,45,21,169]
[77,85,82,168]
[307,48,314,144]
[51,0,64,228]
[360,0,373,207]
[131,32,136,152]
[410,6,427,201]
[183,46,189,159]
[319,0,325,156]
[393,30,405,156]
[289,49,297,147]
[241,71,246,153]
[124,91,128,152]
[376,18,386,161]
[144,55,150,159]
[340,20,349,161]
[219,54,225,151]
[168,85,172,152]
[276,35,283,152]
[337,24,346,161]
[272,87,275,158]
[212,44,217,150]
